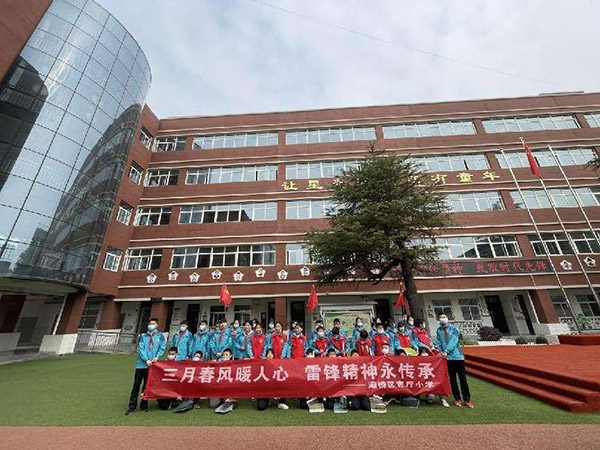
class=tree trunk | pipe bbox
[401,255,424,319]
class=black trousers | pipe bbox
[447,359,471,402]
[348,396,370,411]
[128,368,149,411]
[257,398,287,410]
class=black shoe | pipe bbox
[141,408,148,413]
[125,409,135,415]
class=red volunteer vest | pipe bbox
[290,334,307,358]
[396,333,412,348]
[355,338,372,356]
[251,333,266,358]
[314,336,329,355]
[372,333,390,356]
[271,332,287,359]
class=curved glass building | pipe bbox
[0,0,151,292]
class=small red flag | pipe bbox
[522,138,541,177]
[394,290,406,309]
[219,283,232,308]
[307,285,319,312]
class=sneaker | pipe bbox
[441,398,450,408]
[464,401,474,408]
[453,400,462,407]
[125,409,134,415]
[278,403,289,410]
[426,394,435,404]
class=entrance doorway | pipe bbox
[186,304,200,334]
[290,300,305,328]
[484,295,510,334]
[374,298,392,323]
[517,294,535,335]
[137,304,151,334]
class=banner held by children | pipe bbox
[143,355,451,399]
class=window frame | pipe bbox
[116,202,133,225]
[102,247,122,272]
[382,120,476,139]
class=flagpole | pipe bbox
[501,148,581,333]
[544,143,600,312]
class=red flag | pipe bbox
[307,285,319,312]
[219,283,232,308]
[394,290,406,309]
[521,138,541,177]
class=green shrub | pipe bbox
[478,326,502,341]
[535,336,549,345]
[462,339,478,346]
[515,336,528,345]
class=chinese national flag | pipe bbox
[307,285,319,312]
[219,283,232,308]
[394,290,406,309]
[522,139,541,177]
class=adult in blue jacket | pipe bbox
[210,320,232,360]
[352,317,365,342]
[126,317,166,415]
[170,320,193,360]
[235,321,254,359]
[435,313,473,408]
[192,320,211,360]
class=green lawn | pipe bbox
[0,353,599,426]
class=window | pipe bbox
[424,235,521,259]
[584,113,600,128]
[186,165,277,184]
[128,162,143,185]
[138,127,153,149]
[135,206,171,226]
[459,298,481,321]
[408,153,489,172]
[145,169,179,186]
[482,115,579,133]
[154,136,186,152]
[209,305,226,327]
[571,231,600,254]
[432,300,455,320]
[551,295,573,318]
[179,202,277,224]
[116,202,133,225]
[102,247,122,272]
[193,131,278,149]
[171,244,276,269]
[286,199,337,219]
[286,126,375,145]
[78,299,102,329]
[286,243,310,265]
[383,121,476,139]
[511,187,600,209]
[497,148,596,169]
[286,160,361,179]
[576,294,600,317]
[233,305,252,324]
[446,191,504,212]
[123,248,162,271]
[528,233,573,256]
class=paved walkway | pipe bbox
[2,425,599,450]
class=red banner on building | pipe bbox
[143,355,451,399]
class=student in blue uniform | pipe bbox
[210,319,232,360]
[170,320,193,360]
[352,317,365,342]
[309,319,325,343]
[126,317,166,415]
[191,320,211,360]
[235,321,254,359]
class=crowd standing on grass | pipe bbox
[126,313,472,415]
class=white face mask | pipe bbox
[147,324,157,332]
[382,348,390,355]
[180,325,187,332]
[307,353,315,358]
[356,322,363,328]
[317,332,325,338]
[233,323,240,329]
[408,320,414,326]
[167,354,176,360]
[199,325,206,331]
[439,317,449,326]
[192,356,201,362]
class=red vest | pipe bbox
[290,334,306,358]
[314,336,329,355]
[372,332,390,356]
[396,333,412,348]
[251,333,266,358]
[355,338,372,356]
[271,332,287,359]
[414,328,431,347]
[330,335,346,354]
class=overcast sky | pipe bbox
[97,0,599,119]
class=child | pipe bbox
[265,321,287,359]
[413,318,434,355]
[170,320,193,360]
[329,326,348,356]
[310,319,325,342]
[213,348,237,413]
[329,318,347,338]
[310,325,330,357]
[191,320,211,360]
[235,321,253,359]
[256,348,289,410]
[354,329,372,356]
[191,350,203,361]
[394,321,417,355]
[251,323,268,358]
[209,319,232,361]
[287,323,307,358]
[436,313,472,408]
[166,346,177,360]
[352,317,365,342]
[372,322,391,356]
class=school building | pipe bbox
[1,0,600,355]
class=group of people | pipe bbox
[126,313,472,415]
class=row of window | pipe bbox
[510,187,600,210]
[139,113,600,153]
[133,147,597,188]
[552,294,600,318]
[530,231,600,256]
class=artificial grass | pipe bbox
[0,353,599,426]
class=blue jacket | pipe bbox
[436,324,464,360]
[209,329,233,359]
[170,329,193,360]
[191,330,211,360]
[235,331,254,359]
[135,331,166,369]
[352,326,364,342]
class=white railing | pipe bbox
[560,316,600,331]
[453,320,483,334]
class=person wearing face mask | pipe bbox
[230,320,242,343]
[235,321,254,359]
[372,322,391,356]
[412,318,434,355]
[265,321,288,359]
[209,319,233,361]
[170,320,193,361]
[251,323,268,358]
[436,313,472,408]
[126,318,166,415]
[328,318,347,339]
[166,346,178,361]
[286,324,307,358]
[370,318,382,338]
[310,325,330,357]
[394,322,417,356]
[329,326,348,356]
[309,319,325,343]
[352,317,364,342]
[268,320,275,334]
[354,329,372,356]
[192,320,211,361]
